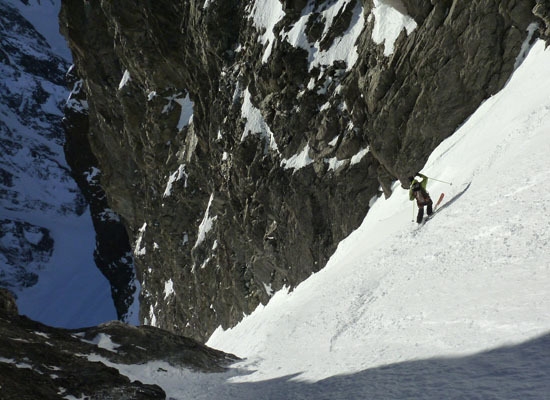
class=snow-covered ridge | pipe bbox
[4,0,71,61]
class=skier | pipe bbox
[409,173,433,223]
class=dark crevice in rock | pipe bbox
[63,67,137,322]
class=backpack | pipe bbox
[412,183,430,205]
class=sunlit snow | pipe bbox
[194,193,217,249]
[78,333,121,353]
[325,156,346,172]
[247,0,286,63]
[206,40,550,397]
[241,88,279,153]
[118,69,131,90]
[350,147,369,165]
[134,222,148,257]
[164,279,175,300]
[370,0,417,56]
[280,143,313,172]
[7,2,550,398]
[163,164,188,198]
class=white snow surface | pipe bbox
[134,222,148,257]
[350,147,369,165]
[218,41,550,396]
[370,0,417,56]
[118,69,131,90]
[164,278,175,300]
[79,333,121,353]
[241,88,279,153]
[247,0,286,63]
[194,193,217,249]
[280,143,313,172]
[163,164,188,197]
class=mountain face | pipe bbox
[0,0,69,295]
[0,0,137,325]
[59,0,547,341]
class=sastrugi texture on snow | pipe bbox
[59,0,547,340]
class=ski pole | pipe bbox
[425,176,452,185]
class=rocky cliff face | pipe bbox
[60,0,547,341]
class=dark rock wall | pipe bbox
[350,0,540,184]
[534,0,550,40]
[60,0,543,341]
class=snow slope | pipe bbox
[209,38,550,379]
[90,40,550,399]
[208,42,550,395]
[207,39,550,394]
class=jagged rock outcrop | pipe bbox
[534,0,550,41]
[352,0,541,183]
[60,0,545,341]
[0,287,18,316]
[0,288,237,399]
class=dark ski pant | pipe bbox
[417,200,433,223]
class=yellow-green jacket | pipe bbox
[409,174,429,202]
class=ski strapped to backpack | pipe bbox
[433,193,445,212]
